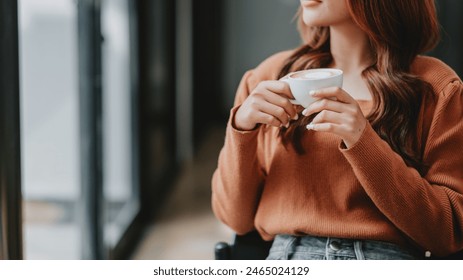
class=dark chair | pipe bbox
[214,230,272,260]
[431,250,463,260]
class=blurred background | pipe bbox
[1,0,462,260]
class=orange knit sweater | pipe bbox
[211,50,463,257]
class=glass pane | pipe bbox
[19,0,80,259]
[101,0,139,250]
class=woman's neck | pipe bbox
[329,22,374,101]
[329,23,373,73]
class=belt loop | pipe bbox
[354,240,365,260]
[325,237,331,259]
[284,236,298,259]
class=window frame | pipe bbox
[0,0,23,260]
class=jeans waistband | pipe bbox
[267,234,417,260]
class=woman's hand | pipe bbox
[302,87,367,148]
[234,81,299,131]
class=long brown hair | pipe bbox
[279,0,440,172]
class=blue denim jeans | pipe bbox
[266,234,418,260]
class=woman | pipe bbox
[211,0,463,260]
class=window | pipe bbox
[19,0,81,259]
[101,0,140,254]
[18,0,140,259]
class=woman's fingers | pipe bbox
[300,87,367,148]
[310,109,343,125]
[302,98,346,116]
[309,87,355,104]
[260,81,299,120]
[306,122,344,134]
[255,101,294,127]
[234,80,300,130]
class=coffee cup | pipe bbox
[281,68,343,108]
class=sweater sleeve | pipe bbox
[341,80,463,256]
[211,70,266,235]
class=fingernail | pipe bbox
[293,114,299,120]
[306,123,315,130]
[302,108,308,116]
[309,90,316,96]
[285,123,290,128]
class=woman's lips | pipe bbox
[302,0,322,7]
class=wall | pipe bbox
[221,0,301,114]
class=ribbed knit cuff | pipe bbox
[227,106,260,147]
[339,123,393,174]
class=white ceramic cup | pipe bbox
[281,68,343,108]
